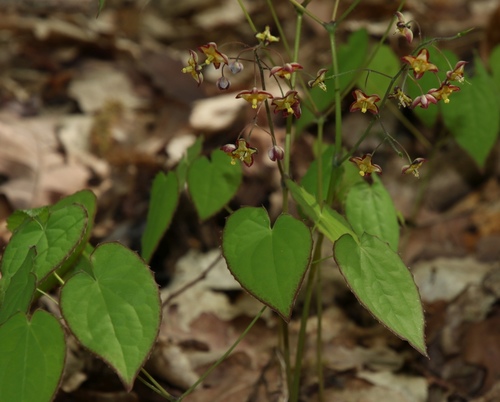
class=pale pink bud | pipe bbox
[268,145,284,162]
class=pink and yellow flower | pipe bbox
[308,68,328,91]
[349,154,382,177]
[181,50,203,85]
[428,83,460,104]
[220,138,258,167]
[350,89,381,115]
[402,158,426,178]
[446,61,468,83]
[394,11,413,43]
[198,42,229,69]
[270,63,303,80]
[402,48,438,80]
[271,90,301,118]
[236,87,273,109]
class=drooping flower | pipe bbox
[428,83,460,104]
[389,86,413,108]
[181,50,203,85]
[220,138,258,167]
[270,63,303,80]
[349,89,381,115]
[349,154,382,177]
[401,48,438,80]
[271,90,301,118]
[308,68,328,91]
[256,26,280,45]
[446,61,468,83]
[268,145,285,162]
[228,61,244,74]
[411,92,438,109]
[402,158,426,178]
[236,87,273,109]
[217,76,231,90]
[394,11,413,43]
[198,42,229,69]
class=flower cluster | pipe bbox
[181,27,312,167]
[180,14,465,179]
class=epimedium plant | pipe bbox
[1,1,499,402]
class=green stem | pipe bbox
[53,272,65,285]
[236,0,257,33]
[290,234,324,402]
[327,23,343,165]
[266,0,292,58]
[316,260,324,401]
[280,0,305,215]
[180,306,267,399]
[139,368,177,401]
[35,289,58,305]
[335,0,361,23]
[288,0,324,26]
[316,118,326,209]
[279,318,292,394]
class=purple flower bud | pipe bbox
[229,61,244,74]
[217,76,231,90]
[268,145,284,162]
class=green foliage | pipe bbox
[345,176,399,251]
[286,179,356,243]
[490,45,500,89]
[141,171,179,263]
[61,243,161,389]
[222,207,312,321]
[0,247,37,326]
[0,190,161,401]
[0,310,65,402]
[187,150,242,219]
[176,136,203,191]
[301,144,335,202]
[441,56,499,167]
[334,233,427,356]
[97,0,106,16]
[2,204,88,282]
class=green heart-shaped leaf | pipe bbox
[188,150,242,220]
[141,171,179,263]
[61,243,161,389]
[222,207,312,321]
[0,310,65,402]
[1,204,88,283]
[0,247,37,326]
[334,233,426,356]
